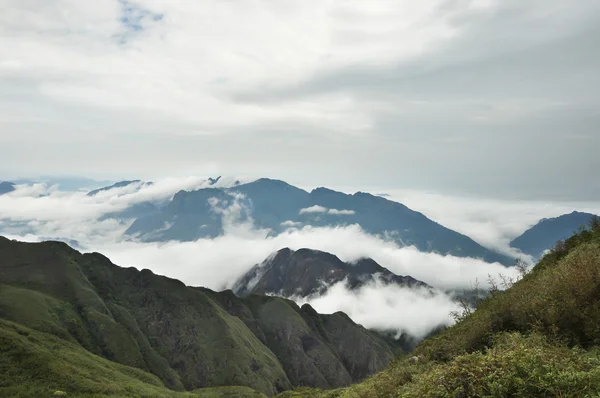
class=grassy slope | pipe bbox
[277,219,600,397]
[0,237,398,395]
[0,319,266,398]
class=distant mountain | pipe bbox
[233,248,428,298]
[0,181,15,195]
[86,180,163,221]
[208,176,222,185]
[0,237,399,394]
[87,180,151,196]
[510,211,597,259]
[126,178,513,265]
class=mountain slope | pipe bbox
[276,216,600,398]
[126,178,513,264]
[0,237,397,395]
[0,181,15,195]
[510,211,597,259]
[87,180,151,196]
[0,319,268,398]
[233,248,427,298]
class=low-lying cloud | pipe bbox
[0,176,251,224]
[299,205,328,214]
[320,185,600,260]
[5,177,593,337]
[296,281,459,339]
[299,205,356,216]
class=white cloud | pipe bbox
[0,176,252,224]
[298,206,355,216]
[327,208,355,215]
[315,186,600,261]
[281,220,302,227]
[299,205,328,214]
[5,181,598,337]
[3,0,598,200]
[296,281,459,338]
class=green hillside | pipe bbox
[0,237,398,396]
[3,217,598,397]
[0,318,266,397]
[277,217,600,397]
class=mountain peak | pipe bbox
[208,176,222,185]
[233,247,428,298]
[0,181,16,195]
[87,180,147,196]
[511,211,598,259]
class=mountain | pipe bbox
[0,319,268,398]
[0,181,15,195]
[126,178,513,265]
[510,211,597,259]
[280,205,600,397]
[11,176,115,191]
[233,248,428,298]
[87,179,152,196]
[208,176,222,185]
[0,237,399,395]
[87,180,162,220]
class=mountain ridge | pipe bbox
[0,236,399,395]
[233,247,428,299]
[0,181,15,195]
[125,178,513,265]
[510,211,597,259]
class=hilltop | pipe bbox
[0,238,400,396]
[278,217,600,397]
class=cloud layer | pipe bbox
[3,178,599,337]
[1,1,599,198]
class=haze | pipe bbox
[1,0,599,199]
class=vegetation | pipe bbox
[0,236,397,396]
[2,217,599,397]
[0,318,266,397]
[275,217,600,397]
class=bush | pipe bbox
[400,333,600,398]
[417,226,600,360]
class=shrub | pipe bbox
[400,333,600,398]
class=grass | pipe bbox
[3,219,600,397]
[0,318,267,398]
[274,218,600,397]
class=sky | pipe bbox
[1,0,599,199]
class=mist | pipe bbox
[3,177,598,337]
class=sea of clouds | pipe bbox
[2,177,599,338]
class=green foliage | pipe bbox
[0,237,398,396]
[417,222,600,361]
[273,221,600,398]
[0,318,186,397]
[193,386,268,397]
[0,318,268,398]
[400,333,600,398]
[3,218,600,397]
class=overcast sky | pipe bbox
[1,0,599,199]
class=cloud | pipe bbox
[0,176,251,224]
[2,183,522,292]
[281,220,302,227]
[296,281,459,338]
[299,205,328,214]
[76,221,513,340]
[327,208,355,216]
[379,188,600,260]
[1,1,599,199]
[299,206,355,216]
[0,183,549,337]
[5,180,600,338]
